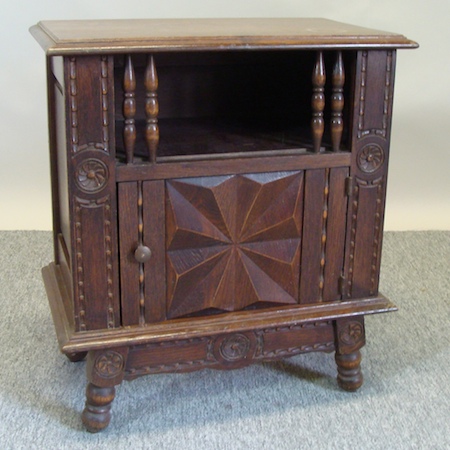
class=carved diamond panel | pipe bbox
[166,171,304,318]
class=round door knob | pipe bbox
[134,245,152,263]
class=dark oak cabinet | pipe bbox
[30,18,417,432]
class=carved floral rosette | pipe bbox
[335,317,365,354]
[212,332,256,366]
[357,144,384,174]
[75,157,109,194]
[338,321,364,346]
[94,351,125,379]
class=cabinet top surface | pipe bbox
[30,18,417,54]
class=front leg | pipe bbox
[334,316,365,391]
[335,350,363,391]
[82,347,129,432]
[82,383,116,432]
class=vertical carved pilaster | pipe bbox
[331,51,345,152]
[382,51,393,134]
[311,51,326,153]
[343,51,396,300]
[74,201,86,330]
[100,56,110,153]
[357,51,368,138]
[370,179,384,295]
[123,55,136,164]
[69,57,78,153]
[65,56,119,331]
[145,55,159,163]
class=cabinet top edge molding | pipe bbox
[30,18,418,55]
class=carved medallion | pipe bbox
[338,321,364,346]
[94,351,124,378]
[357,144,384,173]
[219,334,251,362]
[75,158,109,193]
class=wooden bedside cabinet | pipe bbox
[30,18,417,432]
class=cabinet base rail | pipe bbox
[43,261,392,432]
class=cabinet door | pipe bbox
[118,168,348,326]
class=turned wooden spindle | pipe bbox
[145,55,159,163]
[311,51,326,153]
[123,55,136,164]
[331,51,345,152]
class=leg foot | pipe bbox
[335,350,363,391]
[81,383,116,433]
[66,351,87,363]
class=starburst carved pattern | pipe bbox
[166,171,303,318]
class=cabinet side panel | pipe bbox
[51,56,65,92]
[54,83,71,265]
[344,50,396,299]
[48,56,74,326]
[64,55,120,330]
[46,57,61,263]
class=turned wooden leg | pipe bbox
[334,316,365,391]
[82,347,129,432]
[82,383,116,433]
[335,350,363,391]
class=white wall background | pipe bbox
[1,1,449,230]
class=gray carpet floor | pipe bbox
[0,231,449,449]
